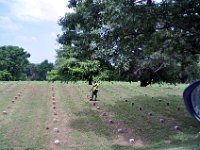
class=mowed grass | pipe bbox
[0,82,49,149]
[57,84,112,150]
[0,81,199,150]
[79,81,200,150]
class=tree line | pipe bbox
[0,45,53,81]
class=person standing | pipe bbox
[90,80,99,101]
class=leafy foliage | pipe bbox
[56,0,200,86]
[25,60,53,81]
[0,70,13,81]
[46,70,60,82]
[0,45,30,80]
[54,47,101,84]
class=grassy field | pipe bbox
[0,81,199,150]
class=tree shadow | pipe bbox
[110,141,200,150]
[103,94,200,149]
[69,93,200,149]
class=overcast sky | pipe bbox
[0,0,162,64]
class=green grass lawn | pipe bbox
[0,81,199,150]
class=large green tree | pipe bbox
[57,0,200,86]
[0,45,30,80]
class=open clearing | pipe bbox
[0,81,200,150]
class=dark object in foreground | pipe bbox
[183,80,200,122]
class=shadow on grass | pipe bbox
[148,140,200,150]
[69,108,112,139]
[111,141,200,150]
[103,94,200,149]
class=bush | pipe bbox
[0,70,13,81]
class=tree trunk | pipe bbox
[88,75,93,85]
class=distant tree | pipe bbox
[25,63,37,80]
[0,70,13,81]
[46,70,60,82]
[55,48,100,84]
[37,60,54,80]
[56,57,83,82]
[25,60,53,81]
[80,60,100,84]
[0,45,30,80]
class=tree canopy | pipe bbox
[0,45,54,81]
[0,45,30,80]
[55,0,200,86]
[25,60,54,81]
[50,47,101,84]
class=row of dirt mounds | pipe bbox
[1,82,199,149]
[75,84,147,149]
[1,83,145,149]
[0,83,29,125]
[0,83,72,149]
[1,83,119,149]
[45,84,73,150]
